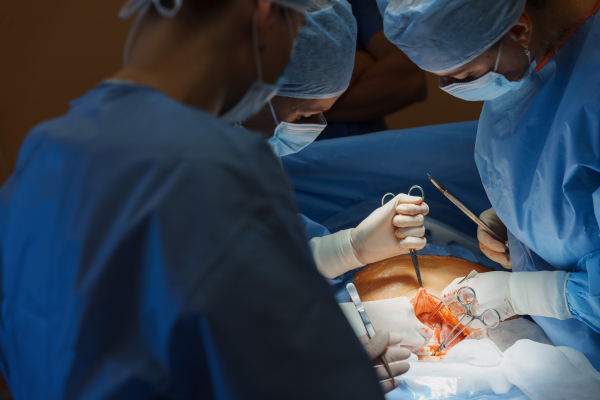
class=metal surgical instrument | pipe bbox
[432,286,500,356]
[428,174,509,251]
[382,185,425,287]
[426,270,478,322]
[346,283,397,387]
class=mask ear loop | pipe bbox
[282,8,298,57]
[122,1,153,65]
[119,0,150,19]
[493,40,504,73]
[258,7,296,85]
[268,101,280,125]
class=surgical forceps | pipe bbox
[382,185,425,287]
[426,270,479,322]
[432,286,501,356]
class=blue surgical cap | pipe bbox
[378,0,526,73]
[277,0,358,99]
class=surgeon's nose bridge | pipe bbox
[297,113,324,124]
[440,76,459,86]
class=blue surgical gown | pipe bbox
[284,121,493,238]
[284,121,502,283]
[0,82,385,399]
[476,7,600,369]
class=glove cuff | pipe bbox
[309,229,364,279]
[510,271,573,320]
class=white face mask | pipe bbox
[267,101,327,157]
[220,10,297,124]
[439,41,535,102]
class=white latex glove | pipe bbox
[364,298,433,352]
[339,297,432,352]
[441,271,573,322]
[309,193,428,279]
[351,193,428,265]
[478,208,511,268]
[360,329,411,394]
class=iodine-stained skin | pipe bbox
[354,255,492,301]
[354,255,491,357]
[412,289,467,356]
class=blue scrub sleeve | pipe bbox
[299,213,330,239]
[566,249,600,333]
[565,183,600,333]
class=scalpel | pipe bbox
[428,174,509,251]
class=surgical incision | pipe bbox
[411,288,468,356]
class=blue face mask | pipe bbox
[267,101,327,157]
[440,41,535,102]
[221,10,296,124]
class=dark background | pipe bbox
[0,1,483,187]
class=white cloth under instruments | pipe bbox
[388,338,600,400]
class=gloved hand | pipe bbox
[339,297,432,352]
[441,271,573,322]
[360,329,411,394]
[310,193,428,279]
[478,208,511,268]
[351,193,428,265]
[363,297,433,352]
[442,272,515,320]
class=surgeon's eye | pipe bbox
[442,74,475,86]
[454,75,474,83]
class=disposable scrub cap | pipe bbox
[119,0,310,19]
[378,0,526,73]
[276,0,358,99]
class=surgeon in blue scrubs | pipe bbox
[0,0,409,398]
[243,0,433,351]
[380,0,600,369]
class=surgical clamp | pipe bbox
[426,270,478,322]
[432,286,500,356]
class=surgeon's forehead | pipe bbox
[296,103,325,113]
[439,45,500,77]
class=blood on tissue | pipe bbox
[411,288,469,356]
